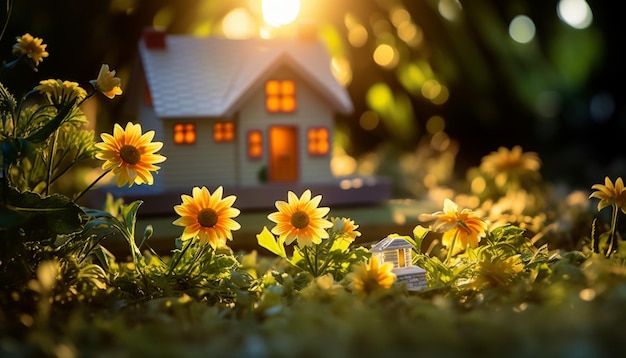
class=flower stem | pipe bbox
[184,243,209,276]
[168,239,194,276]
[73,169,111,202]
[444,230,459,265]
[606,204,619,257]
[302,245,316,276]
[45,129,59,196]
[77,91,97,107]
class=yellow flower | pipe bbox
[346,256,396,294]
[90,64,123,99]
[471,254,524,289]
[94,122,166,187]
[267,190,333,247]
[12,33,49,66]
[173,186,241,248]
[590,177,626,214]
[431,199,487,254]
[331,217,361,242]
[35,79,87,107]
[480,145,541,188]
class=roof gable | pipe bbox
[138,34,353,118]
[371,236,413,252]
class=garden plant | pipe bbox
[2,32,626,358]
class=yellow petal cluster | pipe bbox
[480,145,541,187]
[94,122,166,187]
[331,217,361,242]
[35,79,87,107]
[173,186,241,248]
[90,64,123,99]
[431,199,487,254]
[346,256,396,295]
[590,177,626,214]
[267,190,333,247]
[471,254,524,289]
[12,33,49,66]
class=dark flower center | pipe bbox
[120,145,141,165]
[198,208,219,228]
[291,211,310,229]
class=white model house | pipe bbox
[371,236,428,291]
[137,27,356,186]
[111,27,391,212]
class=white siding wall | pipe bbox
[160,118,237,189]
[237,66,334,186]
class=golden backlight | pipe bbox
[262,0,300,27]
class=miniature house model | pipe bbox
[117,27,391,211]
[371,236,428,291]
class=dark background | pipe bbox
[1,0,623,194]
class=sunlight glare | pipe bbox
[262,0,301,27]
[222,8,257,39]
[557,0,593,29]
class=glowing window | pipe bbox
[398,249,406,268]
[173,123,196,144]
[247,130,263,159]
[307,127,329,156]
[266,80,296,113]
[213,122,235,142]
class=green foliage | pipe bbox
[257,219,370,281]
[1,17,626,357]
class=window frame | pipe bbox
[247,129,263,159]
[173,122,196,145]
[213,121,235,143]
[265,79,297,113]
[306,126,330,156]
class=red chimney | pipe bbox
[143,27,167,49]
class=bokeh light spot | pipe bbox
[430,132,450,151]
[471,177,487,194]
[590,91,615,123]
[366,82,393,112]
[360,111,380,131]
[422,79,443,101]
[557,0,593,29]
[153,6,174,28]
[579,288,596,301]
[331,56,353,86]
[348,25,368,47]
[398,22,423,46]
[390,7,411,28]
[222,8,257,39]
[373,43,398,69]
[431,85,449,105]
[331,155,357,176]
[438,0,463,21]
[426,115,446,134]
[509,15,536,44]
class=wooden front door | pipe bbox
[269,126,298,182]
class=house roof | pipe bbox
[138,32,353,118]
[371,236,413,252]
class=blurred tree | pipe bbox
[0,0,622,190]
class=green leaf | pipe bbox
[3,189,83,235]
[1,137,36,164]
[413,225,430,253]
[121,200,143,238]
[256,226,287,259]
[25,100,75,144]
